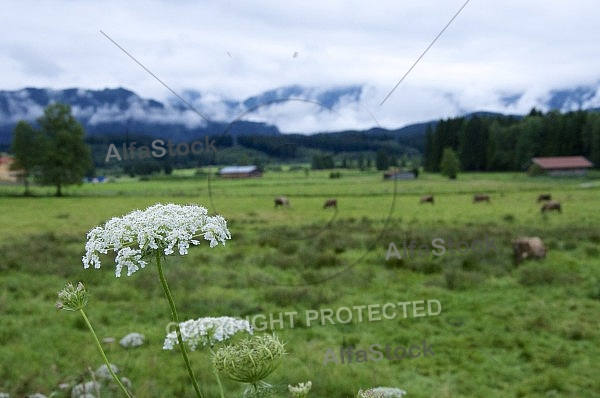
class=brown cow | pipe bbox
[274,196,290,208]
[473,194,490,203]
[323,199,337,209]
[420,195,434,204]
[537,194,552,203]
[512,237,547,265]
[541,201,561,213]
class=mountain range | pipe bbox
[1,83,599,149]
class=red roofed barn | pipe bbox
[531,156,593,177]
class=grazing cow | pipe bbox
[512,237,547,265]
[420,195,434,204]
[541,201,561,213]
[473,194,490,203]
[274,196,290,208]
[537,194,552,203]
[323,199,337,209]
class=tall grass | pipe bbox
[1,171,600,397]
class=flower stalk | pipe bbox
[79,309,133,398]
[56,282,132,398]
[211,358,226,398]
[156,251,204,398]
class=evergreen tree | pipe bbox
[358,154,365,171]
[424,125,435,171]
[515,116,544,169]
[10,121,40,195]
[584,112,600,167]
[459,116,487,171]
[528,108,544,117]
[376,149,390,170]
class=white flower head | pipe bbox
[119,332,145,348]
[82,203,231,277]
[357,389,385,398]
[163,316,253,351]
[358,387,407,398]
[95,363,119,379]
[71,381,100,398]
[288,381,312,397]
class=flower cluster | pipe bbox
[56,282,88,311]
[288,381,312,397]
[119,332,145,348]
[357,387,407,398]
[71,381,100,398]
[212,334,286,384]
[94,363,119,380]
[82,203,231,277]
[357,389,384,398]
[163,316,252,351]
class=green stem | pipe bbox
[156,252,204,398]
[79,309,132,398]
[210,348,226,398]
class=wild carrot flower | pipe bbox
[119,332,145,348]
[369,387,407,397]
[56,283,132,398]
[357,389,385,398]
[56,282,88,311]
[358,387,407,397]
[95,363,119,380]
[82,203,230,277]
[212,334,286,385]
[163,316,253,351]
[288,381,312,397]
[71,381,100,398]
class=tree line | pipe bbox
[424,109,600,172]
[14,103,600,196]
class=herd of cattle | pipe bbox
[274,192,559,265]
[274,196,338,209]
[419,193,562,213]
[417,193,558,264]
[276,194,561,212]
[275,193,562,213]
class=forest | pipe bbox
[423,109,600,172]
[61,108,600,176]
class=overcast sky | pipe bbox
[2,0,600,132]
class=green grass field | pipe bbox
[1,170,600,397]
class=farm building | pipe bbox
[530,156,593,177]
[0,154,24,183]
[383,169,416,180]
[218,165,263,178]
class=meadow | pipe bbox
[1,169,600,397]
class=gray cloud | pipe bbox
[0,0,598,130]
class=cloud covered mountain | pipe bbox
[1,82,600,147]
